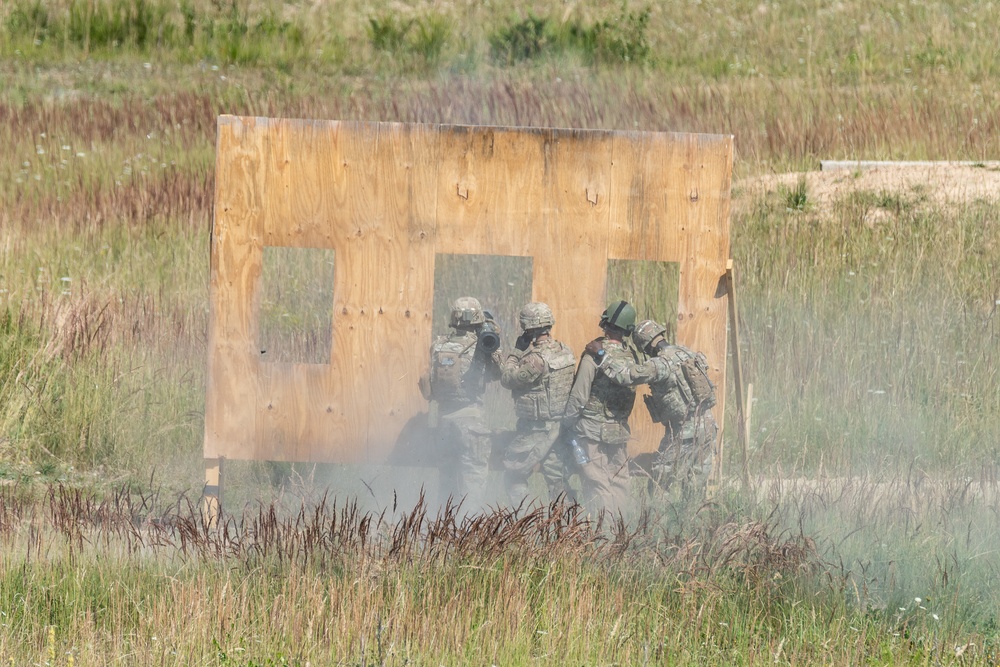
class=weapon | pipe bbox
[478,311,501,353]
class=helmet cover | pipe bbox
[450,296,485,327]
[519,302,555,330]
[632,319,668,351]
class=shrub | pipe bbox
[67,0,169,50]
[592,6,650,64]
[5,0,54,44]
[489,15,552,65]
[568,4,651,65]
[781,175,809,211]
[411,13,450,67]
[367,12,412,53]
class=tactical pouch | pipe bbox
[600,422,631,447]
[680,354,716,409]
[514,394,541,421]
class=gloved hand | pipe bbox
[585,338,606,363]
[515,332,532,351]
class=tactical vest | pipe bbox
[582,342,636,423]
[512,339,576,420]
[428,332,482,405]
[645,345,716,426]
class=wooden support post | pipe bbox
[203,457,223,526]
[724,259,751,490]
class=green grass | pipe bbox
[2,484,998,665]
[736,186,999,474]
[1,0,999,661]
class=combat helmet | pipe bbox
[633,319,668,352]
[519,302,555,331]
[449,296,485,328]
[599,299,637,333]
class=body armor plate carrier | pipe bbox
[512,340,576,421]
[429,334,481,404]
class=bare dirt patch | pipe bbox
[737,162,1000,212]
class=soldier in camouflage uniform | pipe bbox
[419,297,503,510]
[499,302,577,506]
[631,319,718,497]
[562,299,643,515]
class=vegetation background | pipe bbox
[0,0,998,664]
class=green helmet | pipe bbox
[632,319,667,352]
[450,296,485,328]
[600,299,636,333]
[519,302,554,330]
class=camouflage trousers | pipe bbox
[575,428,631,516]
[652,413,717,497]
[503,419,574,506]
[436,402,492,510]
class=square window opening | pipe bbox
[257,246,336,364]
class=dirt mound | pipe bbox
[738,162,1000,210]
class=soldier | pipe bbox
[631,319,718,497]
[419,296,503,510]
[562,299,642,515]
[499,302,577,506]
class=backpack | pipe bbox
[678,349,716,411]
[429,337,476,402]
[645,345,716,425]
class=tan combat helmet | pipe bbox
[632,319,668,353]
[449,296,485,328]
[518,302,555,331]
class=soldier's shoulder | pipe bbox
[602,339,631,357]
[433,332,473,351]
[537,337,574,353]
[542,339,576,366]
[518,351,547,373]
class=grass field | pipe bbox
[1,0,999,663]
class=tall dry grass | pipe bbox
[6,483,990,665]
[0,1,998,658]
[735,184,999,475]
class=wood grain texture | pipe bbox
[205,117,733,463]
[608,131,733,452]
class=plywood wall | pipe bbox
[205,118,733,463]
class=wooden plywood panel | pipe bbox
[256,363,336,462]
[434,126,541,257]
[253,121,346,461]
[259,119,341,250]
[607,131,733,454]
[204,117,266,460]
[338,123,438,461]
[205,117,733,464]
[255,121,438,463]
[531,129,614,356]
